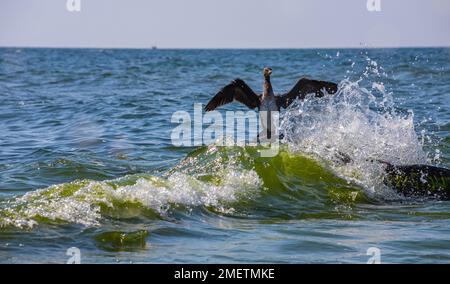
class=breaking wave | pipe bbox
[0,59,440,229]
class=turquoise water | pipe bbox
[0,48,449,263]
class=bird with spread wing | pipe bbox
[205,67,337,112]
[204,67,338,139]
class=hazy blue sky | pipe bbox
[1,0,450,48]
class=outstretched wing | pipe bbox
[277,78,338,109]
[205,79,261,111]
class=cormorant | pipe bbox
[204,67,338,139]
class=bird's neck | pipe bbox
[263,76,273,97]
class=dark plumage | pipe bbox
[204,67,338,112]
[276,78,338,109]
[204,79,260,111]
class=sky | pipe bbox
[1,0,450,48]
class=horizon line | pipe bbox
[1,44,450,50]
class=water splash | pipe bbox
[0,56,442,229]
[280,77,429,198]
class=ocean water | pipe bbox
[0,48,449,263]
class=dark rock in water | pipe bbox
[335,153,450,200]
[382,163,450,200]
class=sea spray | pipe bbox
[280,78,429,199]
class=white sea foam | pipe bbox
[0,58,438,228]
[0,168,261,228]
[281,78,429,198]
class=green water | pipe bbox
[0,48,449,263]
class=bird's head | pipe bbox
[263,67,272,77]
